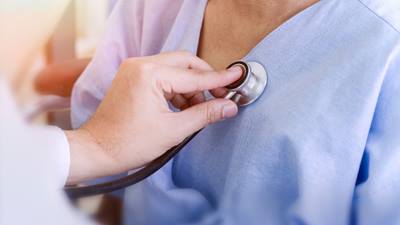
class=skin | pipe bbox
[198,0,319,70]
[64,52,242,184]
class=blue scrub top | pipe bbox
[71,0,400,224]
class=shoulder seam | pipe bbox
[355,0,400,36]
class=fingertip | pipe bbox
[227,66,243,73]
[218,66,243,87]
[222,101,238,119]
[226,66,243,78]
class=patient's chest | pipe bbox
[163,0,394,212]
[122,1,400,224]
[172,42,383,206]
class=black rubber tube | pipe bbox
[64,130,202,199]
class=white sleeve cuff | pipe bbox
[53,126,71,186]
[36,126,71,187]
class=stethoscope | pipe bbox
[65,60,268,198]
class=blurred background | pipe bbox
[0,0,117,129]
[0,1,120,224]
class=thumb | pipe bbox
[174,99,238,136]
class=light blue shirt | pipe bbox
[71,0,400,224]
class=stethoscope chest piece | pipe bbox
[225,61,268,106]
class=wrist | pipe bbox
[65,129,118,184]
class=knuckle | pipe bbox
[120,58,144,74]
[194,78,202,92]
[121,58,156,73]
[193,69,204,76]
[121,60,159,83]
[205,104,219,125]
[138,62,156,73]
[192,70,205,82]
[193,71,208,91]
[135,62,158,82]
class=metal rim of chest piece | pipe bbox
[224,61,268,106]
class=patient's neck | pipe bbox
[198,0,319,70]
[221,0,318,22]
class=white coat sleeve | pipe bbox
[0,79,96,225]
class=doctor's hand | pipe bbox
[65,52,242,183]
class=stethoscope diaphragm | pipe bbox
[224,61,268,106]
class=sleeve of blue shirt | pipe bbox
[353,46,400,225]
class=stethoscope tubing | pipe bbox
[64,129,202,199]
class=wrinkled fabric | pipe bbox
[71,0,400,224]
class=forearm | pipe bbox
[64,129,119,184]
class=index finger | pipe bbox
[149,51,213,71]
[155,65,243,94]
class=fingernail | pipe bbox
[223,103,238,119]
